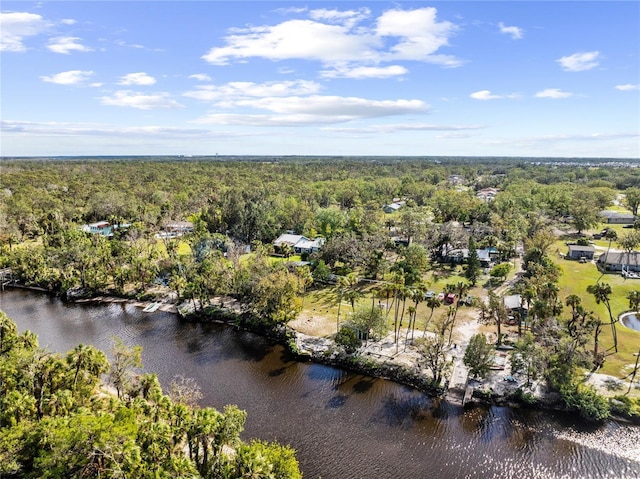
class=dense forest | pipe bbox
[0,311,301,478]
[2,155,640,474]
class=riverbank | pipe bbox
[5,283,638,423]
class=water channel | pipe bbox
[1,289,639,479]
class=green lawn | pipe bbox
[555,248,640,378]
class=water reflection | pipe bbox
[1,289,639,479]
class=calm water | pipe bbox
[620,312,640,332]
[1,289,639,479]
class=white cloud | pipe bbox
[115,39,145,49]
[184,80,321,101]
[235,95,427,116]
[203,19,378,65]
[202,7,461,68]
[320,64,408,79]
[99,90,184,109]
[535,88,573,99]
[376,8,459,63]
[0,120,233,139]
[615,83,640,91]
[528,132,639,142]
[189,73,212,82]
[117,72,157,86]
[0,11,50,52]
[557,51,600,72]
[309,7,370,27]
[60,19,76,25]
[40,70,95,85]
[46,36,93,54]
[324,123,483,134]
[437,133,475,139]
[498,22,523,40]
[470,90,507,100]
[195,95,428,126]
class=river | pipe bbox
[1,289,639,479]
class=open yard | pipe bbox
[554,224,640,380]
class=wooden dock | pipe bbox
[462,385,474,407]
[0,268,14,290]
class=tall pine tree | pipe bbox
[465,236,481,286]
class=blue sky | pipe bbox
[1,1,638,158]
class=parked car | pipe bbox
[461,295,476,306]
[444,293,457,304]
[424,290,436,299]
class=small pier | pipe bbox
[462,385,474,407]
[0,268,14,290]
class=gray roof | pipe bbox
[598,251,640,266]
[503,294,523,310]
[600,210,636,219]
[568,244,595,253]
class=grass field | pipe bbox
[554,228,640,380]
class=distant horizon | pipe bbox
[2,154,639,162]
[2,1,638,157]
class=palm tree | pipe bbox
[404,305,417,351]
[602,229,618,277]
[295,266,314,306]
[66,343,108,393]
[0,311,18,353]
[446,281,470,346]
[626,349,640,395]
[342,274,362,313]
[334,272,359,332]
[587,282,618,353]
[487,291,508,346]
[406,282,428,346]
[565,294,583,338]
[393,285,409,351]
[424,296,441,336]
[627,290,640,312]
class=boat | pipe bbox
[142,302,161,313]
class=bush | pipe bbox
[561,385,610,421]
[511,387,538,405]
[609,395,640,420]
[335,326,362,354]
[489,262,511,283]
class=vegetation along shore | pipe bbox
[2,156,640,476]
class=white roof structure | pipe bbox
[273,234,306,248]
[273,234,325,253]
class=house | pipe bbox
[164,221,194,235]
[503,294,523,311]
[156,221,194,239]
[448,175,465,186]
[503,294,528,323]
[477,187,499,202]
[600,210,636,224]
[272,233,324,255]
[383,201,406,214]
[82,220,132,237]
[597,251,640,272]
[567,244,595,261]
[83,221,112,236]
[439,246,497,267]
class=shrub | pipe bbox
[335,326,362,354]
[511,387,538,405]
[609,395,640,420]
[561,385,610,421]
